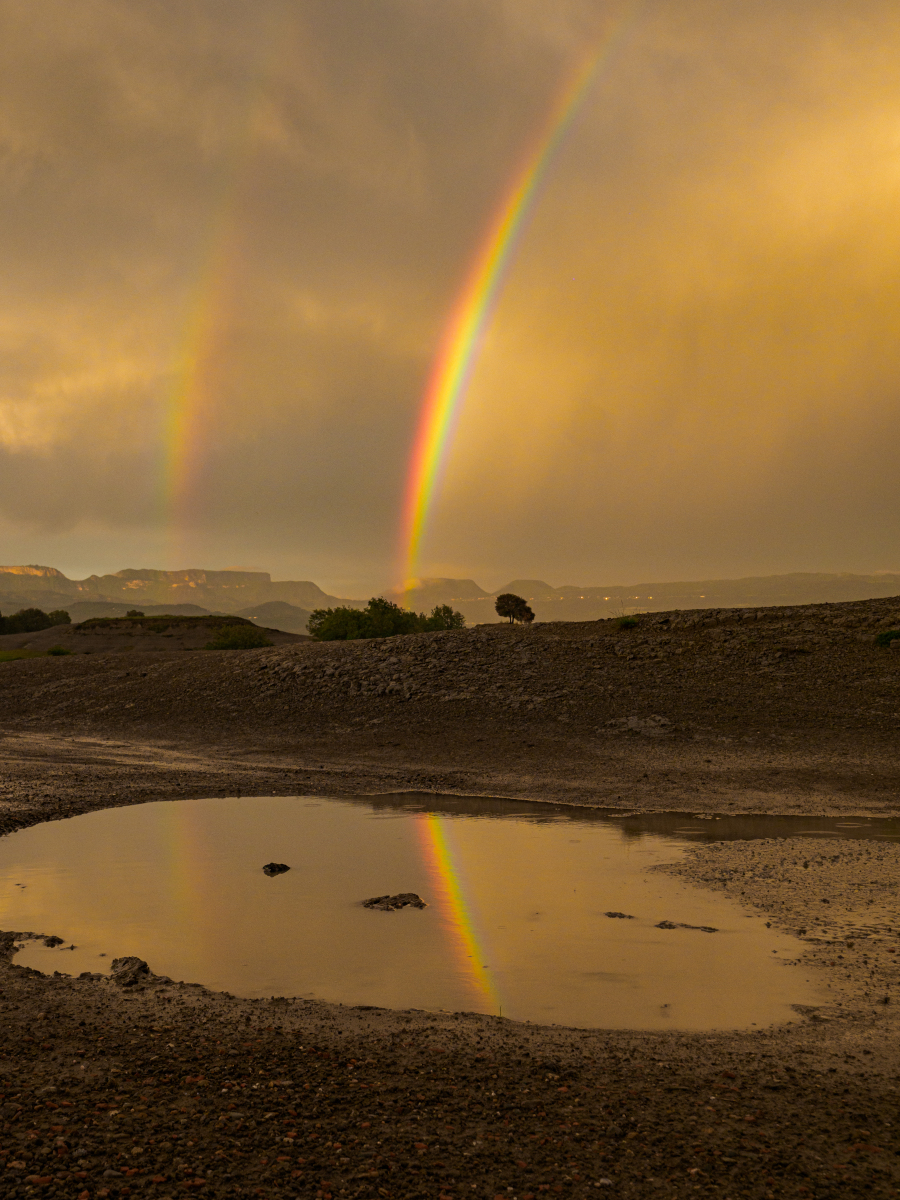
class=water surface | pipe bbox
[0,794,826,1030]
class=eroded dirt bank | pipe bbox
[0,596,899,1196]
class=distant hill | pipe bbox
[392,571,900,624]
[387,578,490,612]
[2,565,900,628]
[63,601,218,622]
[0,566,362,616]
[236,601,312,635]
[0,612,304,655]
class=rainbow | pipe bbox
[417,813,500,1012]
[159,10,288,561]
[398,13,640,591]
[162,214,237,545]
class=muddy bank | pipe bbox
[659,839,900,1014]
[1,790,899,1199]
[1,922,898,1200]
[1,595,899,1195]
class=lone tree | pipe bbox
[494,593,534,624]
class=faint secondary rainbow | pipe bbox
[162,211,237,540]
[418,813,500,1012]
[159,10,287,561]
[398,13,640,592]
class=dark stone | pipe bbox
[262,863,290,876]
[43,935,64,947]
[362,892,427,911]
[656,921,718,933]
[110,956,151,987]
[604,911,635,919]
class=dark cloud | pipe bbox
[1,0,899,591]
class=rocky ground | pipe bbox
[0,620,303,657]
[1,596,899,1197]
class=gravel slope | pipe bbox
[1,596,899,1197]
[1,925,898,1200]
[0,594,899,823]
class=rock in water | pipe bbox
[655,920,718,932]
[604,911,635,919]
[262,862,290,876]
[362,892,427,911]
[110,957,151,987]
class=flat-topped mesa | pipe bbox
[0,564,361,614]
[0,564,68,578]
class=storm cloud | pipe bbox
[2,0,899,593]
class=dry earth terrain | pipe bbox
[0,595,899,1199]
[0,619,303,658]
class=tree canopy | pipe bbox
[308,597,465,641]
[494,593,535,624]
[0,607,70,635]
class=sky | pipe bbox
[2,0,900,596]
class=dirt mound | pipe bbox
[0,614,305,655]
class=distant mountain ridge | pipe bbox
[0,566,358,616]
[1,565,900,629]
[391,571,900,624]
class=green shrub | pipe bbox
[46,645,73,656]
[0,607,70,634]
[874,629,900,647]
[308,597,466,641]
[615,615,639,629]
[307,605,371,641]
[205,624,273,650]
[423,603,466,631]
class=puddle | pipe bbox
[0,794,829,1030]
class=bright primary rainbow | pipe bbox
[398,12,640,593]
[418,813,500,1012]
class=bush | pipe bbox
[126,609,144,618]
[308,597,466,641]
[361,597,422,639]
[0,607,70,634]
[205,624,273,650]
[423,603,466,631]
[615,615,639,629]
[307,605,370,641]
[46,646,73,656]
[875,629,900,647]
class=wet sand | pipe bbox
[1,597,899,1196]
